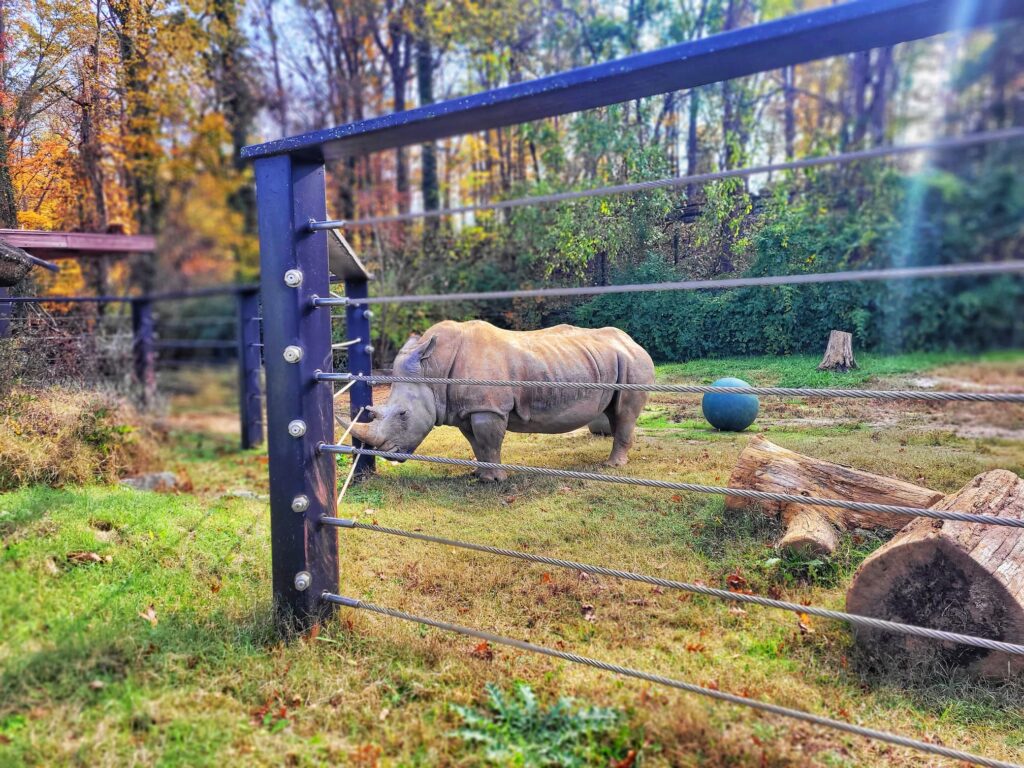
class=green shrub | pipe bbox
[450,682,635,767]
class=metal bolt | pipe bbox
[362,309,374,320]
[363,344,375,354]
[287,419,307,437]
[283,345,304,363]
[294,571,312,591]
[284,269,303,288]
[291,494,310,513]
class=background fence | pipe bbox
[0,285,265,450]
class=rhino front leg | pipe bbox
[468,412,508,482]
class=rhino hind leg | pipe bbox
[468,412,509,482]
[605,391,647,467]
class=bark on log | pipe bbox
[726,436,943,556]
[846,470,1024,678]
[818,329,857,372]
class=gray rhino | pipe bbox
[339,320,654,481]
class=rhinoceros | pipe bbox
[339,320,655,481]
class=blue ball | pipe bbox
[701,377,759,432]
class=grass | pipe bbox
[1,352,1022,766]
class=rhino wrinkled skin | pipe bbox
[339,320,655,481]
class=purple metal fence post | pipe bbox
[344,276,375,477]
[236,287,264,449]
[254,154,338,632]
[0,288,11,339]
[131,298,156,406]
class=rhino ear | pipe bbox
[418,335,437,361]
[397,335,437,375]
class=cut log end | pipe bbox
[818,330,858,372]
[846,470,1024,679]
[778,508,840,557]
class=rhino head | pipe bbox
[338,334,437,457]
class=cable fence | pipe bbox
[241,3,1024,765]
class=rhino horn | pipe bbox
[350,419,382,446]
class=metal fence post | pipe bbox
[236,287,264,449]
[254,154,338,632]
[344,275,375,477]
[0,289,11,339]
[131,298,156,406]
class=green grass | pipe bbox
[655,349,1024,387]
[1,352,1023,766]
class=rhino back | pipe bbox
[422,321,653,428]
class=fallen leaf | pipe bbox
[44,558,59,575]
[798,612,815,635]
[139,604,158,627]
[725,568,748,592]
[685,643,706,653]
[470,641,494,661]
[729,606,748,617]
[581,604,596,622]
[671,494,683,503]
[613,750,638,768]
[378,707,390,721]
[503,495,517,505]
[540,573,552,584]
[67,551,103,565]
[628,598,649,607]
[88,680,105,690]
[705,679,720,691]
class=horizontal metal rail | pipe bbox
[311,260,1024,307]
[316,372,1024,403]
[325,518,1024,656]
[318,445,1024,529]
[0,283,257,304]
[308,128,1024,230]
[323,595,1022,768]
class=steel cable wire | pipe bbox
[318,444,1024,529]
[315,372,1024,403]
[322,595,1023,768]
[322,518,1024,657]
[312,260,1024,307]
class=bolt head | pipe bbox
[287,419,307,437]
[362,309,374,320]
[284,269,303,288]
[283,345,304,363]
[291,494,310,513]
[294,571,312,591]
[363,344,375,354]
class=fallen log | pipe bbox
[846,470,1024,678]
[726,436,943,556]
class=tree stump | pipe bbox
[726,436,943,556]
[846,470,1024,679]
[818,330,857,372]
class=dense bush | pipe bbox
[574,161,1024,361]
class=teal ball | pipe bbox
[702,377,759,432]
